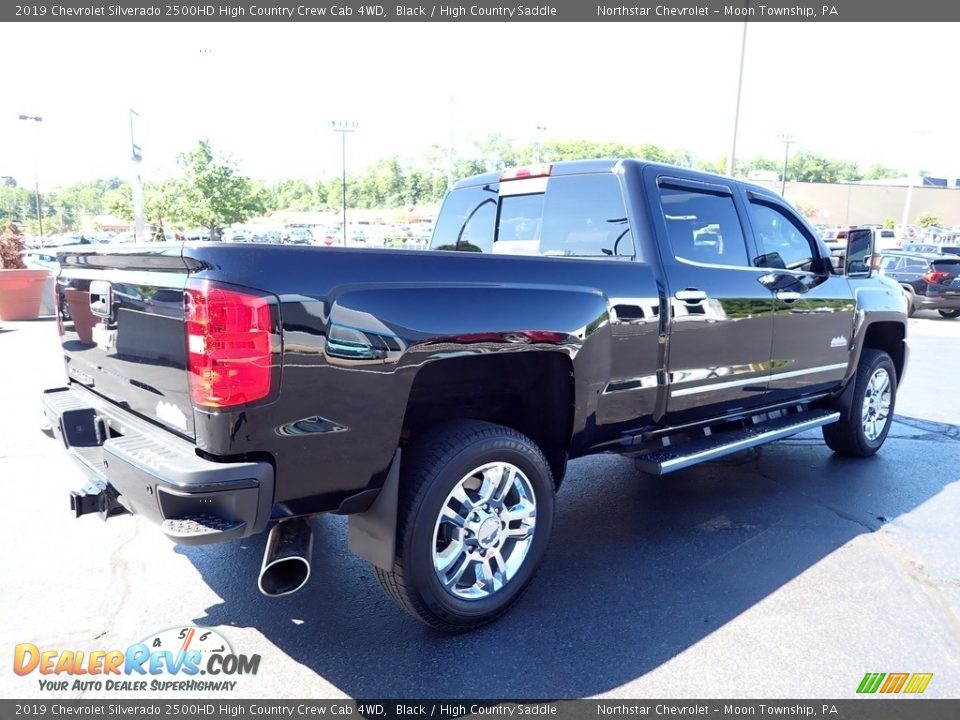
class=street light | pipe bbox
[533,125,547,164]
[778,132,795,196]
[329,120,358,242]
[18,114,44,246]
[727,19,748,177]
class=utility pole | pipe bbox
[329,120,358,243]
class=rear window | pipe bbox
[932,259,960,271]
[431,174,633,258]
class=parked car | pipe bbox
[286,226,313,245]
[42,159,907,631]
[871,227,899,253]
[21,249,60,272]
[183,229,210,242]
[901,243,960,256]
[878,250,960,318]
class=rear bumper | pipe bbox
[916,294,960,310]
[42,384,274,545]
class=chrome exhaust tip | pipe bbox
[258,518,313,597]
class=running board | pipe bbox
[630,409,840,475]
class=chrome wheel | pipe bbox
[861,367,892,442]
[432,462,537,600]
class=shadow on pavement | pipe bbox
[180,414,960,698]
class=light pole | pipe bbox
[18,114,44,246]
[533,125,547,164]
[727,19,748,177]
[900,130,933,242]
[129,109,145,242]
[447,96,455,190]
[329,120,358,242]
[778,132,795,196]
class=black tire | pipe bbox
[822,349,896,457]
[938,309,960,319]
[906,298,916,318]
[374,420,555,632]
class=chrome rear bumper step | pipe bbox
[630,409,840,475]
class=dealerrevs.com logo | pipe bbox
[14,626,260,693]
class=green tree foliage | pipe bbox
[0,185,35,226]
[1,135,912,228]
[177,140,267,236]
[916,211,941,228]
[786,151,862,183]
[864,164,905,181]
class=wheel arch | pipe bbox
[862,321,906,383]
[400,351,574,487]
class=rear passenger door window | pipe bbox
[657,185,751,267]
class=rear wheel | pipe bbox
[938,309,960,319]
[901,287,916,317]
[823,349,896,457]
[374,420,555,632]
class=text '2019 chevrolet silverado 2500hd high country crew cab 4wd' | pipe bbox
[42,160,908,631]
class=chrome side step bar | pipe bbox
[630,409,840,475]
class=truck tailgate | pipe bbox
[57,244,195,439]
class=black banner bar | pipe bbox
[5,0,960,23]
[2,700,959,720]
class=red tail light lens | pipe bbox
[185,285,273,408]
[500,164,552,181]
[924,270,949,284]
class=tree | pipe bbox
[916,212,941,228]
[864,164,905,181]
[177,141,266,238]
[103,179,184,237]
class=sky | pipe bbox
[2,22,958,190]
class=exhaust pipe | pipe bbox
[258,518,313,597]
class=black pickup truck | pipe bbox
[42,160,908,631]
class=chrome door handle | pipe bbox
[675,289,707,302]
[776,290,802,302]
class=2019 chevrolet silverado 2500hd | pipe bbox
[42,160,908,631]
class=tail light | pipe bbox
[924,270,950,284]
[500,164,552,181]
[185,284,274,408]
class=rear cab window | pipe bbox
[431,172,633,259]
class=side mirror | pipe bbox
[845,228,874,278]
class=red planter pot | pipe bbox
[0,268,51,321]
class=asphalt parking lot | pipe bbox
[1,312,958,700]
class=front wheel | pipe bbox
[374,420,555,632]
[938,309,960,319]
[822,349,896,457]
